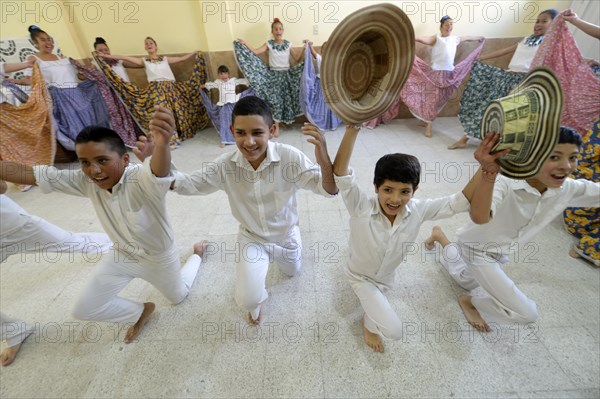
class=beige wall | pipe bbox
[1,0,572,57]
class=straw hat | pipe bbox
[481,67,563,179]
[320,4,415,124]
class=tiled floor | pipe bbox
[1,117,598,398]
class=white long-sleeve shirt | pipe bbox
[336,170,470,286]
[172,141,335,242]
[33,160,176,259]
[458,176,600,255]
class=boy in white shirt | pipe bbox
[332,126,508,352]
[0,107,204,344]
[139,96,337,324]
[425,126,600,331]
[201,65,252,147]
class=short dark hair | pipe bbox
[75,126,127,156]
[539,8,559,20]
[28,25,47,42]
[558,126,583,147]
[217,65,229,74]
[374,153,421,190]
[93,37,107,49]
[231,96,274,127]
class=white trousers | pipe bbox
[347,269,403,340]
[235,226,301,320]
[71,248,201,323]
[440,243,539,325]
[1,214,112,347]
[0,313,35,348]
[0,214,112,263]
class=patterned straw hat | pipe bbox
[481,67,563,179]
[320,4,415,124]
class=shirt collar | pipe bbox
[371,197,413,224]
[106,164,135,195]
[231,141,280,171]
[510,178,563,198]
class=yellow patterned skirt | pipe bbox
[563,119,599,267]
[94,52,209,142]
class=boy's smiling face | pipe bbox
[374,179,416,223]
[527,143,580,192]
[76,141,129,191]
[231,115,275,170]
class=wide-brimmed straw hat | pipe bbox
[481,67,563,179]
[320,4,415,124]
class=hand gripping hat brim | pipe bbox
[320,4,415,124]
[481,67,564,179]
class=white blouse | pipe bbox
[25,56,80,88]
[143,57,176,82]
[430,35,461,71]
[508,39,540,73]
[267,40,291,71]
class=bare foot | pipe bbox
[193,241,208,257]
[247,306,263,326]
[424,123,432,138]
[458,295,491,332]
[1,342,23,367]
[569,246,581,259]
[448,135,468,150]
[363,316,384,353]
[124,302,156,343]
[424,225,450,250]
[417,120,428,127]
[219,143,226,148]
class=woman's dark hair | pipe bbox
[539,9,559,20]
[28,25,47,42]
[93,37,107,49]
[440,15,452,28]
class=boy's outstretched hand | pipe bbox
[301,122,338,195]
[133,134,154,163]
[301,123,330,166]
[474,133,511,180]
[149,106,175,147]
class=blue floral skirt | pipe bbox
[458,62,525,139]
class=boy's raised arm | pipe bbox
[148,106,176,178]
[462,133,510,224]
[0,162,37,187]
[333,125,361,177]
[301,123,338,195]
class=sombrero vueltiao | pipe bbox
[481,67,563,179]
[320,4,415,124]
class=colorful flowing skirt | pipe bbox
[366,41,485,128]
[71,59,140,147]
[200,88,255,144]
[530,17,600,136]
[457,61,525,139]
[563,118,599,267]
[299,45,342,131]
[94,52,209,141]
[0,63,56,166]
[49,79,110,150]
[233,41,303,124]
